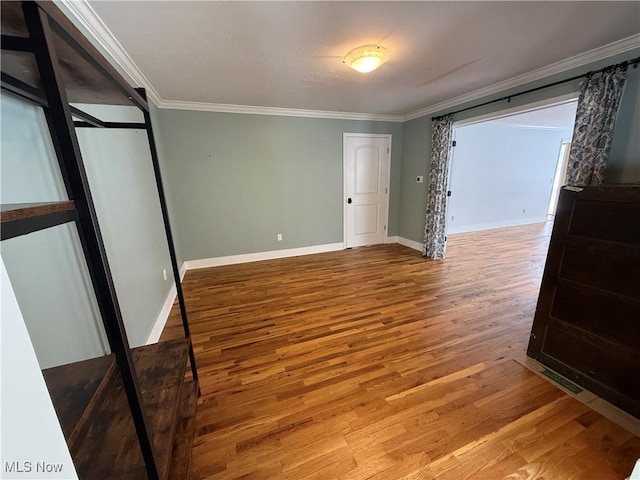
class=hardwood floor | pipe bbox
[161,222,640,479]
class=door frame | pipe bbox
[343,133,392,249]
[444,128,458,235]
[547,140,572,217]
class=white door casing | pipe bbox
[548,140,572,216]
[445,131,457,235]
[343,134,391,248]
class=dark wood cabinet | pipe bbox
[527,185,640,418]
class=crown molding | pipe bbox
[157,100,403,122]
[58,0,162,106]
[403,34,640,121]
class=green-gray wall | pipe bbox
[150,103,185,266]
[154,111,403,261]
[399,49,640,244]
[0,94,173,368]
[608,64,640,184]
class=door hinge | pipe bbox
[384,225,387,231]
[445,236,448,241]
[385,187,388,194]
[447,190,452,197]
[452,140,457,147]
[387,147,390,154]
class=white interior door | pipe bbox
[344,134,391,248]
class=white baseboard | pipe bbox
[447,216,548,235]
[146,283,177,345]
[385,235,398,244]
[183,242,345,270]
[397,236,423,252]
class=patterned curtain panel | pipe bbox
[566,66,627,186]
[423,115,454,260]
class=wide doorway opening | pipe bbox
[446,97,578,235]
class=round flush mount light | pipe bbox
[344,45,389,73]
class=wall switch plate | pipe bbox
[416,176,424,183]
[163,269,167,281]
[277,233,283,241]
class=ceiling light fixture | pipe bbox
[344,45,388,73]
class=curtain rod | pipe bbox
[431,56,640,121]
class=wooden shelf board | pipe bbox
[69,369,147,480]
[42,354,115,442]
[167,380,198,480]
[0,2,28,37]
[132,338,190,479]
[1,2,142,106]
[1,201,75,223]
[53,338,189,479]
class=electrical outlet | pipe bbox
[277,233,283,241]
[163,269,167,281]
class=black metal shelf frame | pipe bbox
[1,2,199,479]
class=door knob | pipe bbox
[347,198,352,204]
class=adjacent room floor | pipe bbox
[162,222,640,479]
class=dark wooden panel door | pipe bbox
[527,185,640,418]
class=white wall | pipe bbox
[1,259,78,479]
[446,124,573,234]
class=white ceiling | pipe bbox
[87,1,640,117]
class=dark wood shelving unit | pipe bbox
[1,2,200,478]
[43,339,191,479]
[1,200,78,240]
[1,1,146,107]
[133,339,190,479]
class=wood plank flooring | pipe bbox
[161,222,640,479]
